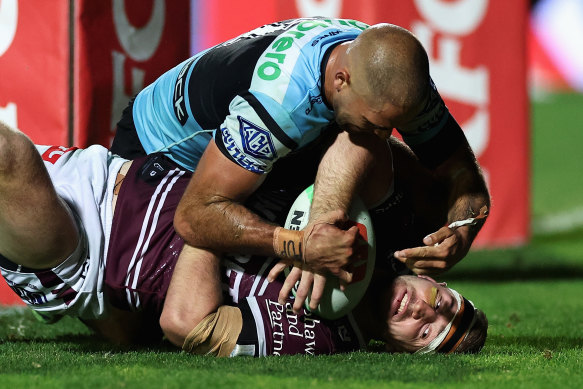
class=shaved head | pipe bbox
[347,24,430,110]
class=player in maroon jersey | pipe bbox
[0,121,486,355]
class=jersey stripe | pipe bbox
[124,168,182,309]
[241,92,298,150]
[248,297,268,356]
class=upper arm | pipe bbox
[396,78,467,170]
[173,139,269,251]
[213,91,303,175]
[180,139,265,210]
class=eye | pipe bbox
[434,294,441,311]
[421,326,430,339]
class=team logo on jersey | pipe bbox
[221,127,264,173]
[238,116,277,161]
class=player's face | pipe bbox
[333,87,412,139]
[385,275,459,353]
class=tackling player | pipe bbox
[110,17,491,325]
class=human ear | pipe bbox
[334,69,350,91]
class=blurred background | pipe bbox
[0,0,581,302]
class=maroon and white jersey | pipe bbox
[104,153,189,316]
[0,145,126,321]
[232,295,365,357]
[223,253,365,357]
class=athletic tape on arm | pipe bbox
[182,305,243,357]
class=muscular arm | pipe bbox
[174,140,357,266]
[435,137,490,240]
[273,131,392,312]
[174,140,275,255]
[394,117,490,274]
[311,131,393,216]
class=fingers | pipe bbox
[293,270,314,313]
[423,226,454,246]
[308,274,326,311]
[278,266,302,305]
[333,267,352,284]
[393,242,453,276]
[267,260,289,282]
[406,258,449,276]
[337,269,352,291]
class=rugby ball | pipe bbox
[284,185,375,320]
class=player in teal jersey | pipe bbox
[111,18,490,347]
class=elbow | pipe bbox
[173,205,200,246]
[159,307,195,348]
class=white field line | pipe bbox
[532,206,583,235]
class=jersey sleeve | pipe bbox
[214,91,301,174]
[396,78,449,144]
[395,78,466,168]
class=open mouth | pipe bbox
[398,292,409,314]
[393,289,409,317]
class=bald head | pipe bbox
[347,24,429,110]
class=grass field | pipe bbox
[1,92,583,388]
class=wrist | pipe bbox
[273,227,305,261]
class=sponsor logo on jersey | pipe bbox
[310,30,342,47]
[8,284,48,305]
[221,127,263,173]
[257,18,369,82]
[41,146,79,164]
[305,94,323,115]
[173,58,195,125]
[238,116,277,161]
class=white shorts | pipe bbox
[0,145,127,321]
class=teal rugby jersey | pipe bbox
[132,17,368,172]
[132,17,452,173]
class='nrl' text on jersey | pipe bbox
[132,18,368,172]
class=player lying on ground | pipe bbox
[0,122,487,355]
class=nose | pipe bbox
[411,299,436,321]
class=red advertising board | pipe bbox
[0,0,190,305]
[192,0,530,247]
[0,0,71,305]
[74,0,191,147]
[0,0,70,144]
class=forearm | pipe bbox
[310,132,379,220]
[435,141,490,242]
[175,194,278,256]
[160,245,223,347]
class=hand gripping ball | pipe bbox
[284,185,375,319]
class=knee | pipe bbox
[0,122,33,178]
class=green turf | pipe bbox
[531,92,583,217]
[2,92,583,387]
